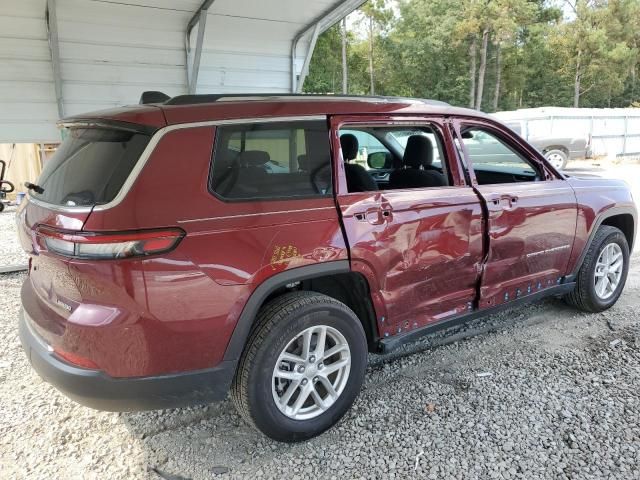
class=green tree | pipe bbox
[303,25,343,93]
[304,0,640,110]
[359,0,394,95]
[552,0,634,107]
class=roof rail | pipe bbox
[162,93,450,107]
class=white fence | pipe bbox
[493,107,640,158]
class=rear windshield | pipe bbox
[31,127,151,207]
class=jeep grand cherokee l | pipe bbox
[17,94,636,442]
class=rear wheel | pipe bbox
[564,225,629,312]
[231,291,368,442]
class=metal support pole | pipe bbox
[290,0,367,93]
[296,23,321,93]
[185,0,215,94]
[189,9,208,94]
[622,116,628,156]
[590,115,595,156]
[46,0,64,119]
[291,39,299,93]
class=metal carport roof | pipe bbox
[0,0,365,143]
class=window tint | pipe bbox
[210,121,331,200]
[31,127,151,207]
[460,127,539,184]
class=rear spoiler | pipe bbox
[57,119,159,136]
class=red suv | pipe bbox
[18,94,636,442]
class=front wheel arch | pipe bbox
[569,207,637,279]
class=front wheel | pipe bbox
[231,291,368,442]
[564,225,630,312]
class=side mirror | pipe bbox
[367,151,391,169]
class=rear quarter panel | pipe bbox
[74,125,347,375]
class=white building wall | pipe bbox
[0,0,352,143]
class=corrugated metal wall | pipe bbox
[0,0,341,143]
[0,0,58,142]
[494,108,640,157]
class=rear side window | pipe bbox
[32,127,151,207]
[210,121,331,200]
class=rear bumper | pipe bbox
[19,308,235,411]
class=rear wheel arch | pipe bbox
[297,270,379,351]
[223,262,380,363]
[231,290,368,441]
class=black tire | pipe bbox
[564,225,630,312]
[544,148,569,170]
[0,202,4,213]
[231,291,367,442]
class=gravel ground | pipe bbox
[0,205,28,267]
[1,194,640,479]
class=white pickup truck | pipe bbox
[502,120,592,170]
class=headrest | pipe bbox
[297,154,309,171]
[340,134,359,161]
[236,150,270,167]
[403,135,433,169]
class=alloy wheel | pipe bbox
[594,242,624,300]
[272,325,351,420]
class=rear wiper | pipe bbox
[24,182,45,194]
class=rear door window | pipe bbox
[31,127,151,207]
[210,120,331,200]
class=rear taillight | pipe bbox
[35,226,185,260]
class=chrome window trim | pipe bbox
[27,115,327,214]
[178,206,336,224]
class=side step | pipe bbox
[378,283,576,353]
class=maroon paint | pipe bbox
[451,118,579,308]
[332,115,484,336]
[17,98,635,380]
[566,175,636,273]
[20,124,347,377]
